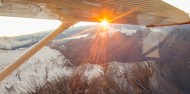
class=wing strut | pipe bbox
[0,21,77,81]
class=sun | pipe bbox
[100,19,109,30]
[101,20,109,27]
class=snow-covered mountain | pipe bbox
[21,60,190,94]
[0,37,36,50]
[67,61,189,94]
[0,24,190,94]
[46,24,190,94]
[0,47,71,94]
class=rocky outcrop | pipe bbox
[27,60,190,94]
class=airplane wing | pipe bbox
[0,0,190,26]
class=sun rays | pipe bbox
[64,8,136,65]
[82,28,108,64]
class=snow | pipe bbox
[64,34,89,40]
[0,46,69,94]
[53,34,89,45]
[84,64,103,81]
[74,64,104,82]
[120,26,137,35]
[0,37,34,50]
[107,26,137,36]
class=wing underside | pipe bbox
[0,0,190,26]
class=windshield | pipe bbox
[0,1,190,93]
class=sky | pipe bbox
[0,0,190,37]
[0,16,95,37]
[163,0,190,13]
[0,16,61,37]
